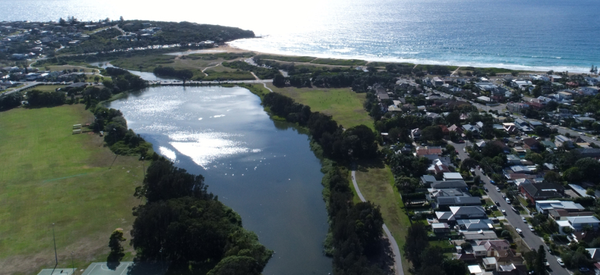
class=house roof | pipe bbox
[586,248,600,261]
[457,219,494,231]
[483,257,498,265]
[536,200,585,212]
[567,216,600,225]
[431,180,468,189]
[521,182,563,200]
[435,211,454,221]
[462,231,498,240]
[443,172,463,180]
[438,196,482,207]
[450,206,487,218]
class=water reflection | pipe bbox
[108,85,332,275]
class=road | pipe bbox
[450,141,569,275]
[351,170,403,275]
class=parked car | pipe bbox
[506,198,511,204]
[557,258,565,267]
[516,228,523,235]
[529,225,535,232]
[496,187,501,192]
[511,206,518,212]
[502,209,506,215]
[579,267,590,273]
[490,180,496,184]
[496,201,500,206]
[484,187,489,192]
[522,217,527,223]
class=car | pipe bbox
[496,201,500,206]
[501,209,506,215]
[516,228,523,235]
[506,198,511,204]
[490,180,496,184]
[496,187,501,192]
[511,206,518,212]
[529,225,535,231]
[544,261,550,267]
[556,257,565,267]
[470,168,475,173]
[484,187,489,192]
[522,217,527,223]
[579,267,590,273]
[593,136,597,140]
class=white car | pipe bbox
[516,228,523,235]
[496,187,501,192]
[522,217,527,223]
[529,225,535,232]
[557,257,565,267]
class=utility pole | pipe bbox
[51,223,58,275]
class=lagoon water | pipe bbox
[3,0,600,72]
[108,86,332,274]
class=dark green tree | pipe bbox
[272,74,286,87]
[404,223,429,269]
[107,229,126,270]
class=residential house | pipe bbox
[521,138,540,152]
[554,135,573,148]
[448,124,464,135]
[415,146,443,157]
[432,223,451,234]
[456,219,494,231]
[431,180,468,190]
[574,148,600,159]
[443,172,464,181]
[535,200,585,214]
[482,257,498,271]
[449,206,487,220]
[462,231,499,241]
[411,128,421,140]
[520,182,564,203]
[476,239,511,258]
[564,216,600,232]
[463,124,481,135]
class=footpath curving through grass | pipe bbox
[0,104,143,275]
[267,85,373,130]
[354,161,412,275]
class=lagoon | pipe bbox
[108,85,332,275]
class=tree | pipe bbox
[574,157,600,183]
[272,74,286,87]
[443,259,467,275]
[107,229,126,270]
[544,171,561,184]
[421,126,443,142]
[420,246,446,270]
[535,245,547,275]
[404,223,429,268]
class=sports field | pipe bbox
[0,105,144,274]
[267,85,373,130]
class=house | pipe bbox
[421,175,437,186]
[427,158,450,174]
[566,216,600,232]
[411,128,421,140]
[521,138,540,152]
[431,180,468,190]
[535,200,585,214]
[520,182,564,203]
[462,231,499,241]
[449,206,487,220]
[482,257,498,271]
[506,155,521,165]
[456,219,494,231]
[432,223,451,234]
[586,248,600,262]
[443,172,463,181]
[477,239,511,258]
[554,135,573,148]
[568,184,593,198]
[448,124,463,134]
[502,123,518,134]
[463,124,481,134]
[436,196,482,208]
[415,146,443,157]
[472,245,488,257]
[574,148,600,159]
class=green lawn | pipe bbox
[0,105,143,274]
[354,161,411,274]
[268,85,373,130]
[311,58,367,66]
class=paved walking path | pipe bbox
[351,170,404,275]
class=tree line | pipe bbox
[128,159,273,274]
[262,92,378,161]
[153,66,194,83]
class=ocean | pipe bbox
[2,0,599,72]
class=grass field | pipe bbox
[354,161,411,275]
[0,105,143,275]
[256,54,315,63]
[267,85,373,130]
[311,58,367,66]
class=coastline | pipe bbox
[224,41,592,74]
